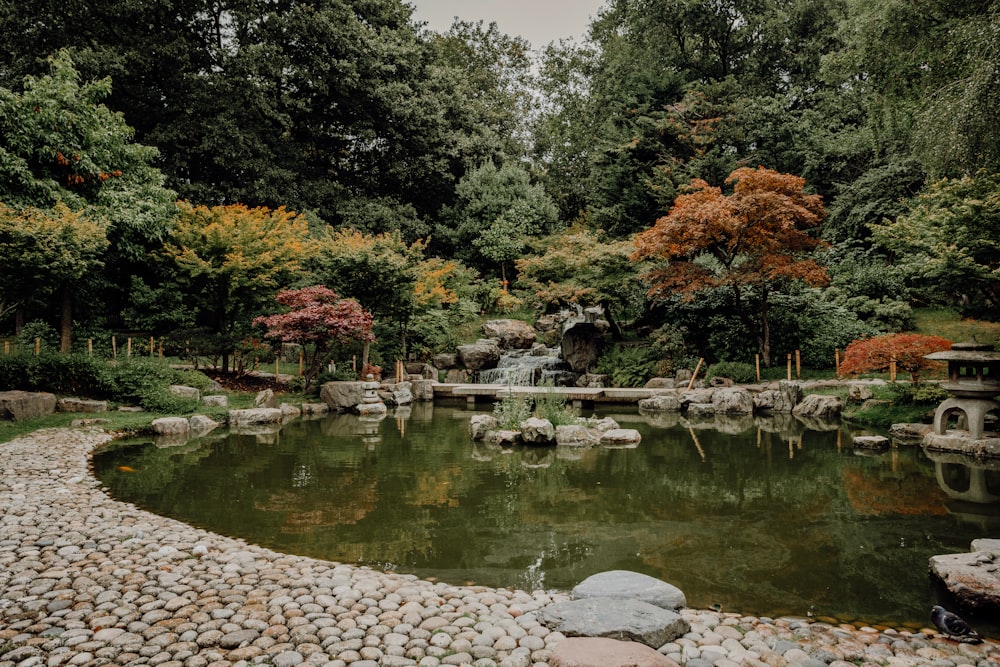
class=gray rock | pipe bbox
[537,598,689,648]
[847,381,875,402]
[555,424,600,446]
[929,551,1000,611]
[549,637,675,667]
[432,352,459,370]
[644,378,676,389]
[411,379,436,401]
[151,416,191,435]
[470,414,498,440]
[202,394,228,407]
[971,538,1000,554]
[320,381,365,411]
[458,339,502,371]
[638,394,681,412]
[0,390,56,420]
[300,402,329,415]
[228,408,283,425]
[712,387,754,414]
[600,429,642,447]
[187,414,220,436]
[572,570,686,610]
[792,394,842,421]
[853,435,889,450]
[57,397,108,413]
[169,384,201,400]
[889,422,933,444]
[445,368,471,384]
[482,319,537,350]
[279,402,301,418]
[521,417,556,444]
[254,388,276,408]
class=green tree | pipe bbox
[515,226,646,336]
[870,170,1000,319]
[437,161,559,276]
[0,50,175,341]
[0,203,108,351]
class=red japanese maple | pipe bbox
[254,285,374,390]
[839,333,952,383]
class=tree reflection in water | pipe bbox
[92,402,1000,629]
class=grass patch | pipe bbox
[912,307,1000,346]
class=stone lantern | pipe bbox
[356,374,387,417]
[924,338,1000,442]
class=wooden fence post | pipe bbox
[786,353,792,381]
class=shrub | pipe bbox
[531,381,578,426]
[596,344,658,387]
[705,361,757,384]
[15,321,59,352]
[840,333,952,382]
[493,390,533,430]
[0,352,109,395]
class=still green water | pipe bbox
[91,400,1000,630]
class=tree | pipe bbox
[0,203,108,351]
[515,226,646,336]
[161,203,310,371]
[254,286,374,391]
[0,51,175,339]
[632,166,828,365]
[437,161,559,276]
[839,333,952,383]
[870,170,1000,319]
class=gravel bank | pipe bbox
[2,427,999,667]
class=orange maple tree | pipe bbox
[839,333,952,383]
[632,166,828,366]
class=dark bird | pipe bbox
[931,605,983,643]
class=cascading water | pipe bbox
[477,348,572,386]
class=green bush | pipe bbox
[0,352,109,395]
[15,321,59,352]
[531,381,578,426]
[596,344,658,387]
[705,361,757,384]
[493,390,533,430]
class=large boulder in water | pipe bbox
[482,319,536,350]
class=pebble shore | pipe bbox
[2,427,1000,667]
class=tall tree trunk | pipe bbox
[60,284,72,353]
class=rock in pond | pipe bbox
[538,598,689,648]
[572,570,687,610]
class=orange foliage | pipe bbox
[839,333,952,379]
[632,166,828,299]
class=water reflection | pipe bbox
[92,401,1000,629]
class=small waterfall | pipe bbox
[477,348,570,386]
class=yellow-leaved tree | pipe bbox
[162,202,310,371]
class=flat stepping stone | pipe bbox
[538,598,689,648]
[550,636,679,666]
[572,570,687,610]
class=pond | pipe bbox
[91,400,1000,631]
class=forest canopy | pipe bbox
[1,0,998,375]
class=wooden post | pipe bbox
[890,357,897,382]
[275,358,280,380]
[795,349,801,379]
[835,348,840,377]
[88,338,93,357]
[158,339,164,358]
[298,349,304,376]
[755,354,761,383]
[112,336,117,359]
[352,355,357,372]
[149,336,155,356]
[34,337,40,356]
[786,353,792,381]
[3,341,8,355]
[126,337,132,357]
[687,358,704,390]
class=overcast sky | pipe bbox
[409,0,607,49]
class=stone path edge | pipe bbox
[2,427,1000,667]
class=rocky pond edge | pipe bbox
[2,427,1000,667]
